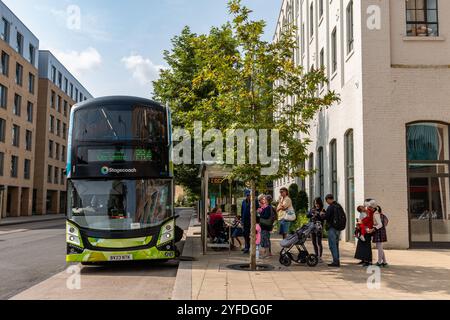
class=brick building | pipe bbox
[274,0,450,248]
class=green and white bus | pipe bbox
[66,96,179,263]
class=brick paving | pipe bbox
[174,217,450,300]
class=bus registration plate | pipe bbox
[108,254,133,261]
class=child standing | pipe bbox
[256,217,261,260]
[355,206,369,241]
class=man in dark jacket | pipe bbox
[241,190,259,254]
[321,194,341,267]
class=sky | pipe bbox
[3,0,281,98]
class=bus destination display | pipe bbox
[87,148,153,162]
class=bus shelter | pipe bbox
[199,164,247,255]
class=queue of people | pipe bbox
[209,189,389,268]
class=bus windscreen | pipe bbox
[73,105,166,142]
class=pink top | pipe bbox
[256,224,261,245]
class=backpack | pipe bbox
[271,206,278,225]
[331,203,347,231]
[381,213,389,228]
[260,206,277,230]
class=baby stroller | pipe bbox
[208,219,229,244]
[279,221,321,267]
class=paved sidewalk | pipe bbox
[0,214,65,227]
[172,218,450,300]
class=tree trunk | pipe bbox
[249,180,257,271]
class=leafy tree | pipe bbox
[298,190,309,213]
[153,26,239,199]
[288,184,300,212]
[156,1,339,270]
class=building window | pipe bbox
[29,44,36,66]
[1,51,9,76]
[310,2,314,37]
[319,0,324,18]
[345,130,355,240]
[61,168,65,185]
[64,78,68,93]
[27,102,33,123]
[0,84,6,108]
[407,122,450,244]
[330,139,338,199]
[1,18,10,43]
[346,0,354,53]
[57,95,61,112]
[50,91,55,108]
[24,159,31,180]
[63,123,67,139]
[48,140,54,158]
[16,32,24,55]
[58,72,62,88]
[49,115,54,133]
[26,130,32,151]
[318,147,324,199]
[57,119,61,137]
[28,73,35,94]
[54,167,59,184]
[51,66,57,83]
[320,48,325,88]
[0,152,4,176]
[0,118,5,142]
[15,63,23,86]
[12,125,20,147]
[301,23,305,55]
[70,83,74,99]
[47,165,53,183]
[300,161,306,192]
[11,155,18,178]
[63,100,68,116]
[55,143,60,160]
[62,145,66,162]
[331,27,337,73]
[13,94,21,116]
[406,0,439,36]
[75,88,79,103]
[308,153,315,208]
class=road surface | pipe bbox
[0,208,192,300]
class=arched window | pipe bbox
[309,153,314,208]
[330,139,338,199]
[318,147,324,199]
[407,122,449,162]
[345,130,355,240]
[407,122,450,245]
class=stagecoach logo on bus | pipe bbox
[101,166,137,175]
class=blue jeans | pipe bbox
[328,227,341,264]
[279,220,291,235]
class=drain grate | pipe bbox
[179,256,196,261]
[227,263,274,272]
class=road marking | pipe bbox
[0,229,28,236]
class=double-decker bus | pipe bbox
[66,96,179,263]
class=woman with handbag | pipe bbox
[258,195,273,259]
[277,187,296,239]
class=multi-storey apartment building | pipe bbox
[274,0,450,249]
[34,50,92,215]
[0,1,39,218]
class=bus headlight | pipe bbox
[67,222,82,247]
[158,220,175,246]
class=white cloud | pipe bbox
[121,55,164,87]
[51,47,102,77]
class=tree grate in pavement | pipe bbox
[226,263,275,272]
